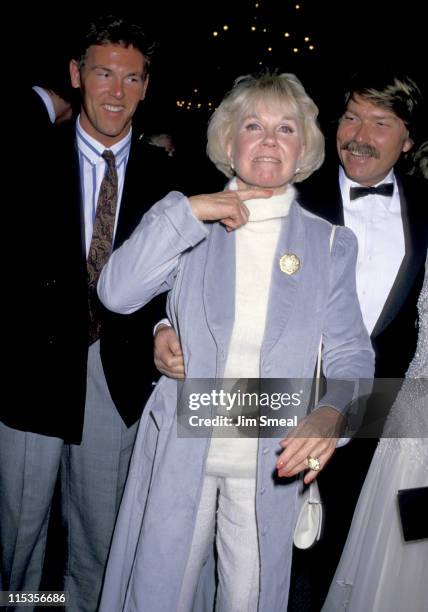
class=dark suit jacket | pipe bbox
[28,88,54,133]
[5,123,178,443]
[297,161,428,378]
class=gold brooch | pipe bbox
[279,253,300,275]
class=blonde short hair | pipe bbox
[207,72,325,183]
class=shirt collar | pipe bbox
[75,116,132,167]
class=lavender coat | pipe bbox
[98,192,374,611]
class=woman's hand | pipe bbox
[189,188,272,231]
[276,406,346,484]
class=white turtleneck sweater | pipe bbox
[206,180,296,478]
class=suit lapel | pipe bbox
[72,138,86,260]
[330,181,345,225]
[372,175,427,338]
[113,139,145,249]
[114,138,174,249]
[61,129,86,265]
[297,164,345,226]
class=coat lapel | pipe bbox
[203,203,307,359]
[203,223,236,360]
[262,202,306,353]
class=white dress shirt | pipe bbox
[340,166,405,335]
[75,118,132,257]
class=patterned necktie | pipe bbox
[349,183,394,201]
[87,150,118,344]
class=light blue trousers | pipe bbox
[0,342,138,612]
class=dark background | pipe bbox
[25,0,426,150]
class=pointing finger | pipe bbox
[237,188,274,201]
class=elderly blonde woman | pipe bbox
[98,73,374,612]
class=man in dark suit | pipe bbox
[288,69,428,611]
[25,55,75,138]
[1,15,176,611]
[30,86,72,129]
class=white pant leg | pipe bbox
[215,476,260,612]
[61,342,138,612]
[0,420,63,599]
[177,475,219,612]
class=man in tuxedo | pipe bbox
[299,70,427,377]
[152,69,428,610]
[1,15,176,611]
[288,69,428,611]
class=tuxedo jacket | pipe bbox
[297,161,428,378]
[5,123,178,443]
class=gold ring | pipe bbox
[307,456,321,471]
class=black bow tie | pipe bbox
[349,183,394,201]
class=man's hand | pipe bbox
[154,325,185,379]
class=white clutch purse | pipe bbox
[293,479,323,549]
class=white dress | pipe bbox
[322,257,428,612]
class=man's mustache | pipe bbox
[341,140,380,159]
